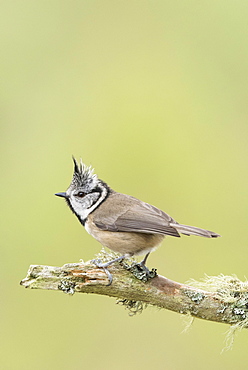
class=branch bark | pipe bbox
[20,259,248,328]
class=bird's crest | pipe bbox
[70,157,98,191]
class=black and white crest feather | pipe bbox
[70,157,98,192]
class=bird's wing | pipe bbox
[93,193,180,237]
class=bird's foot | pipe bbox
[123,262,157,282]
[91,255,125,286]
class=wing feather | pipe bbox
[93,192,180,237]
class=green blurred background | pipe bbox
[2,1,248,369]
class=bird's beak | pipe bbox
[55,192,69,199]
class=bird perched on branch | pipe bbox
[56,158,220,284]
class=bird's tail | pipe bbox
[170,223,220,238]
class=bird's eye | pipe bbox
[76,192,85,198]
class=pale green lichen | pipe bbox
[58,279,76,295]
[187,274,248,350]
[187,274,248,302]
[222,318,248,352]
[184,290,205,305]
[181,312,195,333]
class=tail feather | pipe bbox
[170,223,220,238]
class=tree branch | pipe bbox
[20,256,248,328]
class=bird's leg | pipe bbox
[136,253,153,276]
[140,252,150,267]
[91,255,126,286]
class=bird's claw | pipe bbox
[90,259,112,285]
[90,255,125,285]
[125,262,157,282]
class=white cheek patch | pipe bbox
[71,200,91,220]
[83,193,99,209]
[68,182,108,224]
[70,193,101,221]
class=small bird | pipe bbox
[55,158,220,283]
